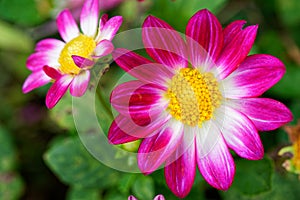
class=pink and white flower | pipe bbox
[108,10,293,198]
[22,0,122,108]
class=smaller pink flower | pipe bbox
[23,0,122,108]
[128,195,165,200]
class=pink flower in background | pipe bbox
[23,0,122,108]
[108,9,292,198]
[128,194,165,200]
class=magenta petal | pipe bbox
[230,98,293,131]
[98,16,123,41]
[71,55,95,68]
[142,16,188,69]
[56,9,80,42]
[153,195,165,200]
[196,123,235,190]
[46,75,73,109]
[26,52,59,71]
[217,106,264,160]
[69,70,90,97]
[43,65,62,80]
[111,80,166,126]
[128,196,137,200]
[186,9,223,64]
[35,38,65,53]
[94,40,114,57]
[216,21,258,79]
[108,114,170,144]
[165,133,196,198]
[80,0,99,37]
[99,14,108,31]
[113,48,174,87]
[223,54,285,98]
[108,115,139,145]
[138,120,183,174]
[22,70,51,93]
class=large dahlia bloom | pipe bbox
[22,0,122,108]
[108,9,292,198]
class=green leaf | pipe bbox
[0,0,46,26]
[0,20,33,52]
[50,93,76,133]
[44,136,120,188]
[0,172,24,200]
[0,126,16,172]
[276,0,300,27]
[132,175,155,200]
[223,157,273,198]
[67,186,101,200]
[267,65,300,99]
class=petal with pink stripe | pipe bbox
[22,70,51,93]
[196,122,235,190]
[56,10,80,42]
[215,105,264,160]
[35,38,65,55]
[26,52,59,71]
[97,16,123,41]
[94,40,114,57]
[165,129,196,198]
[223,54,285,98]
[138,119,183,174]
[229,98,293,131]
[216,21,258,79]
[80,0,99,37]
[70,70,90,97]
[46,75,73,109]
[186,9,223,67]
[142,16,188,69]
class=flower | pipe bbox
[128,195,165,200]
[22,0,122,108]
[279,120,300,177]
[108,9,293,198]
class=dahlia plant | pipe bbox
[22,0,122,108]
[108,9,292,198]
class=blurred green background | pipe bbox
[1,0,300,199]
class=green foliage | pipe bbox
[0,127,16,172]
[44,136,120,189]
[0,173,24,200]
[67,186,101,200]
[225,158,273,196]
[132,175,155,200]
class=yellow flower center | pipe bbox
[59,35,96,75]
[165,68,222,126]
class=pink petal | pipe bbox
[97,16,123,41]
[108,113,170,144]
[43,65,62,80]
[35,38,65,54]
[111,80,166,126]
[165,131,196,198]
[26,52,59,71]
[22,70,51,93]
[80,0,99,37]
[113,48,174,87]
[153,195,165,200]
[94,40,114,57]
[69,70,90,97]
[128,196,137,200]
[216,106,264,160]
[142,16,188,69]
[138,120,183,174]
[99,14,108,31]
[196,123,235,190]
[71,55,95,68]
[186,9,223,65]
[223,54,285,98]
[229,98,293,131]
[56,9,80,42]
[216,21,258,79]
[46,75,73,109]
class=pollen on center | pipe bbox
[59,34,96,75]
[165,68,222,126]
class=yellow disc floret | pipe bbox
[59,35,96,75]
[165,68,222,126]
